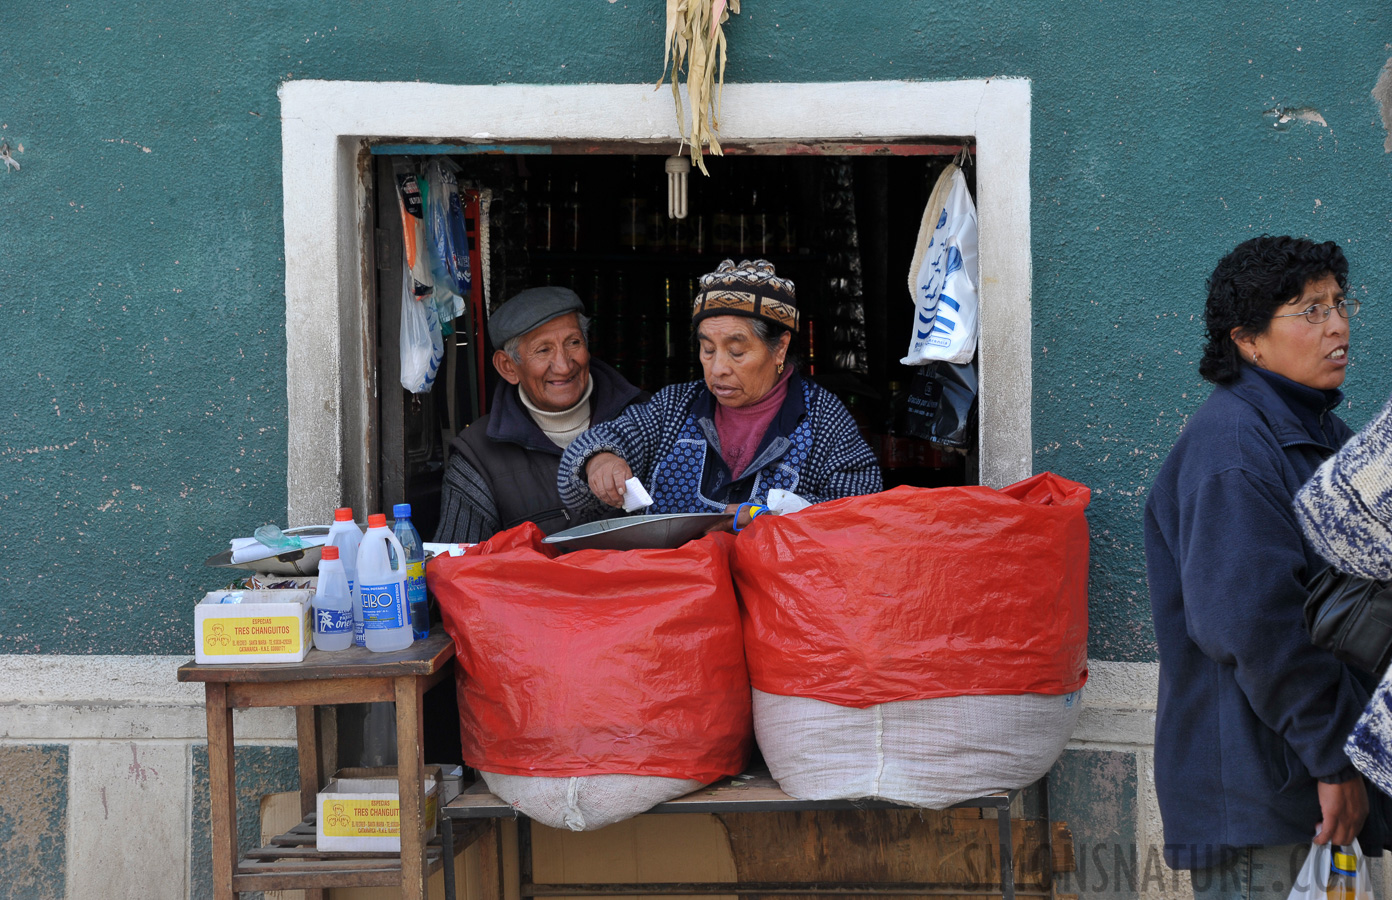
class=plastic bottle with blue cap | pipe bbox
[392,503,430,639]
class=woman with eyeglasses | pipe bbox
[1146,235,1389,898]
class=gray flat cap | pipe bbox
[488,286,585,349]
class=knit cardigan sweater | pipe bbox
[1295,395,1392,581]
[558,373,882,517]
[1296,396,1392,796]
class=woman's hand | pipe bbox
[1315,777,1368,845]
[586,452,633,509]
[702,503,758,535]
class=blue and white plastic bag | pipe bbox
[902,164,979,366]
[424,159,470,333]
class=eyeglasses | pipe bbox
[1271,298,1362,324]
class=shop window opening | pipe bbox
[372,147,978,540]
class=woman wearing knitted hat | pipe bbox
[558,259,882,524]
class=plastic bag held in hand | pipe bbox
[427,523,753,783]
[1288,841,1374,900]
[732,473,1091,705]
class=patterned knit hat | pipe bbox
[691,259,799,333]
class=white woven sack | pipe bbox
[481,771,702,831]
[754,688,1083,808]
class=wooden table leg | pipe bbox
[295,705,326,900]
[396,675,427,900]
[477,821,504,900]
[295,705,322,820]
[205,682,238,900]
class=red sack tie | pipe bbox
[732,472,1091,707]
[428,523,752,783]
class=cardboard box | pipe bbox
[194,589,314,664]
[316,766,440,852]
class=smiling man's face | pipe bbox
[494,313,591,412]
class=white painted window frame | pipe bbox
[278,80,1032,524]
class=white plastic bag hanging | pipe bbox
[1287,840,1374,900]
[901,163,979,366]
[399,265,444,393]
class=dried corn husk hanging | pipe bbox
[660,0,740,176]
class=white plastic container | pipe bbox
[313,546,354,652]
[357,513,414,653]
[326,507,365,647]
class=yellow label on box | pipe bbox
[201,616,303,656]
[321,797,402,838]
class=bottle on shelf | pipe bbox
[325,507,365,647]
[535,175,555,252]
[662,277,677,385]
[586,270,606,358]
[775,172,797,255]
[356,513,414,653]
[689,190,708,256]
[609,272,631,377]
[749,173,769,257]
[879,380,914,482]
[647,165,667,254]
[560,178,582,252]
[686,275,701,380]
[713,167,738,254]
[312,545,354,652]
[619,157,648,252]
[392,503,430,640]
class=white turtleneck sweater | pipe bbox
[518,378,595,449]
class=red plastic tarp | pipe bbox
[731,473,1090,707]
[427,523,752,783]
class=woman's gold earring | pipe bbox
[776,362,785,374]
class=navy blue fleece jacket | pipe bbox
[1145,364,1388,869]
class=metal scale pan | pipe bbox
[202,525,331,575]
[541,513,730,552]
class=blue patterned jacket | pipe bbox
[558,371,882,517]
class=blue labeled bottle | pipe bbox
[393,503,430,640]
[312,545,354,652]
[357,513,413,653]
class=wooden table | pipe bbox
[177,630,456,900]
[442,774,1042,900]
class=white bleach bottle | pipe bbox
[312,545,354,652]
[356,513,414,653]
[326,507,365,646]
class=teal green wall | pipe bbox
[3,2,1390,657]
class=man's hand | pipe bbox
[1315,777,1368,845]
[586,452,633,509]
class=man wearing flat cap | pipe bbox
[433,285,646,543]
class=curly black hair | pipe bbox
[1198,235,1349,385]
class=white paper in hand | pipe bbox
[766,489,811,515]
[622,477,654,512]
